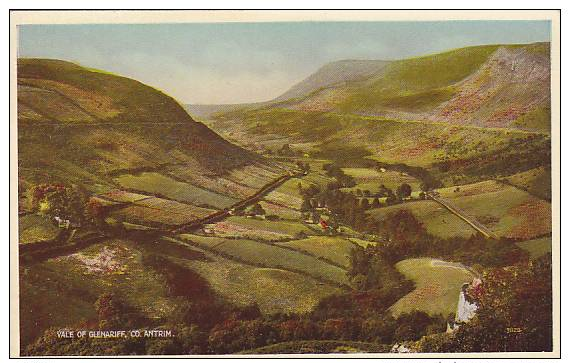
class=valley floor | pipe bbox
[18,156,552,353]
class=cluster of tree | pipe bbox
[295,161,310,173]
[247,203,266,217]
[418,254,552,352]
[322,163,356,188]
[26,183,91,227]
[25,294,446,355]
[355,209,528,268]
[205,308,446,354]
[300,184,371,231]
[373,162,442,192]
[432,136,550,185]
[276,143,302,157]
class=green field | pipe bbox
[369,180,552,240]
[390,258,474,317]
[19,214,60,244]
[179,235,349,286]
[279,236,356,268]
[368,200,475,239]
[436,180,506,199]
[505,166,551,200]
[348,237,378,248]
[264,178,308,210]
[341,167,421,193]
[207,216,315,240]
[110,198,215,226]
[175,252,341,314]
[443,185,551,240]
[517,236,552,259]
[259,201,301,220]
[114,172,238,209]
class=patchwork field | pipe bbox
[19,214,60,244]
[369,179,551,240]
[441,184,552,240]
[168,167,257,199]
[204,216,315,241]
[173,250,342,314]
[179,235,349,286]
[341,167,421,193]
[114,172,238,209]
[279,236,356,268]
[97,189,152,204]
[226,165,282,189]
[259,201,301,220]
[390,258,474,317]
[110,197,215,227]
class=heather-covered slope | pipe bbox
[206,43,551,186]
[212,43,550,132]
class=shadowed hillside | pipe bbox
[17,58,262,193]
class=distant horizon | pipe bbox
[18,21,551,104]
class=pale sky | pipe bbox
[18,21,550,104]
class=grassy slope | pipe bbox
[505,166,552,201]
[279,236,356,268]
[210,44,550,189]
[517,236,552,259]
[18,58,258,194]
[368,200,475,239]
[338,45,500,113]
[19,239,177,348]
[180,234,349,286]
[444,185,551,240]
[390,258,474,317]
[114,172,238,209]
[175,255,341,314]
[369,179,551,240]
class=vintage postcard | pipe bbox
[9,10,560,358]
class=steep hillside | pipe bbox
[209,43,551,186]
[274,59,389,102]
[214,43,550,132]
[17,58,263,196]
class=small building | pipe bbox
[54,216,70,229]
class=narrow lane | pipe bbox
[427,193,499,239]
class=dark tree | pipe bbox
[397,183,412,199]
